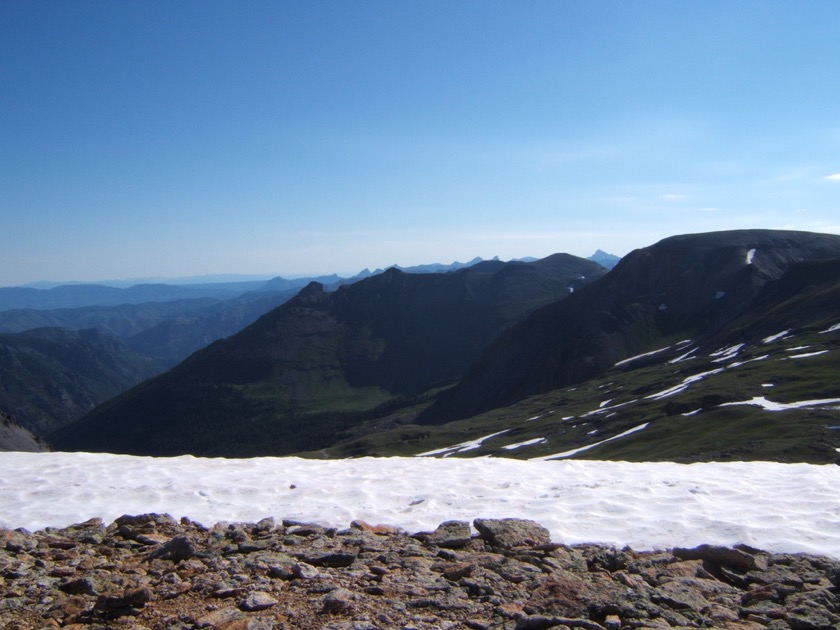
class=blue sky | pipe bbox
[2,1,839,286]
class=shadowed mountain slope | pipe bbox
[51,255,605,456]
[419,230,840,425]
[0,328,163,436]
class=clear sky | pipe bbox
[2,1,839,286]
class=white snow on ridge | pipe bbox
[720,396,840,412]
[614,345,671,367]
[787,350,830,360]
[2,452,839,558]
[501,437,547,451]
[763,330,791,344]
[582,398,640,417]
[728,354,770,368]
[533,423,649,460]
[416,430,510,457]
[746,248,756,265]
[645,368,725,401]
[669,347,697,364]
[819,322,840,334]
[710,343,744,363]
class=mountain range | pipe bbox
[1,257,540,437]
[50,254,607,455]
[6,232,840,464]
[422,229,840,423]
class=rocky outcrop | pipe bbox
[1,515,839,629]
[0,410,50,452]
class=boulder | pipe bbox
[473,518,551,549]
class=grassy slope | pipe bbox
[317,324,840,463]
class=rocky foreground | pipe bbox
[2,515,839,629]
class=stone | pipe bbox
[321,587,355,614]
[2,515,839,630]
[239,590,277,611]
[350,520,402,535]
[293,561,323,579]
[300,551,357,568]
[147,534,199,562]
[196,607,247,626]
[93,586,152,618]
[426,520,473,549]
[673,544,766,571]
[58,576,98,595]
[473,518,551,549]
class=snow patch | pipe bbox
[645,368,725,401]
[746,248,756,265]
[614,346,671,367]
[720,396,840,412]
[535,423,650,460]
[728,354,769,368]
[501,437,547,451]
[416,430,510,457]
[787,350,829,360]
[669,347,698,364]
[819,322,840,334]
[710,343,744,363]
[581,399,639,417]
[763,330,791,344]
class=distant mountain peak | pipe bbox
[588,249,621,269]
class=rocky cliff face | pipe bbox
[0,411,50,452]
[2,514,838,629]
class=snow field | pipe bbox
[1,452,839,559]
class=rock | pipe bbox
[93,586,152,618]
[147,534,199,562]
[293,561,323,579]
[58,576,98,595]
[196,607,247,626]
[515,616,606,629]
[473,518,551,549]
[443,562,475,581]
[350,520,402,535]
[300,551,357,568]
[426,520,474,549]
[57,518,107,544]
[651,579,712,611]
[673,544,766,571]
[1,528,36,552]
[321,587,355,614]
[2,515,839,630]
[239,590,277,611]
